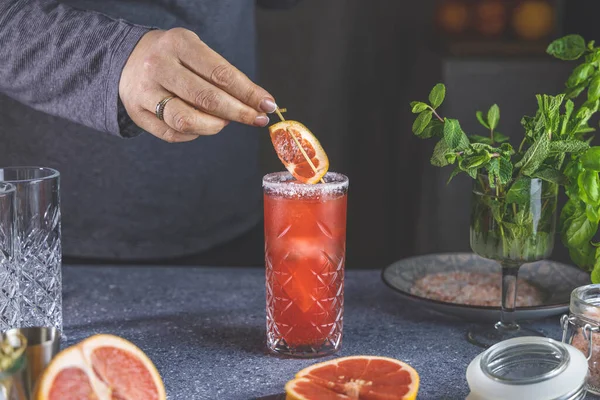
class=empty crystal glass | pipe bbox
[0,168,62,333]
[0,182,19,330]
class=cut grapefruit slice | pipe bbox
[269,120,329,184]
[35,334,166,400]
[285,356,420,400]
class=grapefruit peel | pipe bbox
[35,334,166,400]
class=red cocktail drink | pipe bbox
[263,172,348,357]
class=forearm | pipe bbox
[0,0,151,136]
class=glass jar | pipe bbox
[466,337,588,400]
[561,283,600,395]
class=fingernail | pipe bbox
[260,99,277,113]
[255,115,269,127]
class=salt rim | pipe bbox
[263,171,348,198]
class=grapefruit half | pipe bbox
[269,120,329,184]
[35,334,166,400]
[285,356,420,400]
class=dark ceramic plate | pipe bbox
[381,253,591,322]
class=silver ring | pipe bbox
[155,96,175,121]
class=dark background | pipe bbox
[255,0,600,269]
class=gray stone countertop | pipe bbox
[62,265,587,400]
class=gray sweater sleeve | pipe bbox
[0,0,152,137]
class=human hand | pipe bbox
[119,28,277,142]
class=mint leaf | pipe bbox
[532,167,566,185]
[466,168,478,179]
[412,110,432,135]
[476,111,489,129]
[429,84,446,109]
[487,157,499,176]
[589,75,600,102]
[500,142,515,155]
[506,176,531,204]
[410,101,429,114]
[577,126,596,134]
[418,119,444,139]
[498,156,513,184]
[459,153,491,170]
[549,139,590,154]
[516,132,550,176]
[469,135,493,145]
[567,63,594,87]
[567,106,595,136]
[443,118,469,150]
[487,104,500,130]
[560,100,575,136]
[494,132,510,143]
[447,166,461,184]
[431,140,451,167]
[521,115,535,132]
[547,34,587,60]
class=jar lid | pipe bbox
[466,337,588,400]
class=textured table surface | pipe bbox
[62,265,581,400]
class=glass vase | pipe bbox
[468,174,557,348]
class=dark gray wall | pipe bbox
[256,0,583,268]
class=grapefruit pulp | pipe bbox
[35,334,166,400]
[285,356,420,400]
[269,120,329,184]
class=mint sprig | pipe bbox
[410,34,600,283]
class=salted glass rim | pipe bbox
[0,167,60,183]
[263,171,348,192]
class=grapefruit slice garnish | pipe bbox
[285,356,420,400]
[35,334,166,400]
[269,120,329,184]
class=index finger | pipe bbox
[178,35,277,114]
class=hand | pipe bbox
[119,28,277,142]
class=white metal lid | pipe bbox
[466,337,588,400]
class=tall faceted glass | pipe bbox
[0,182,19,330]
[263,172,348,358]
[0,168,62,332]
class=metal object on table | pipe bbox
[4,327,59,399]
[0,331,27,400]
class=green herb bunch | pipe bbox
[410,34,600,281]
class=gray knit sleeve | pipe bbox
[0,0,152,137]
